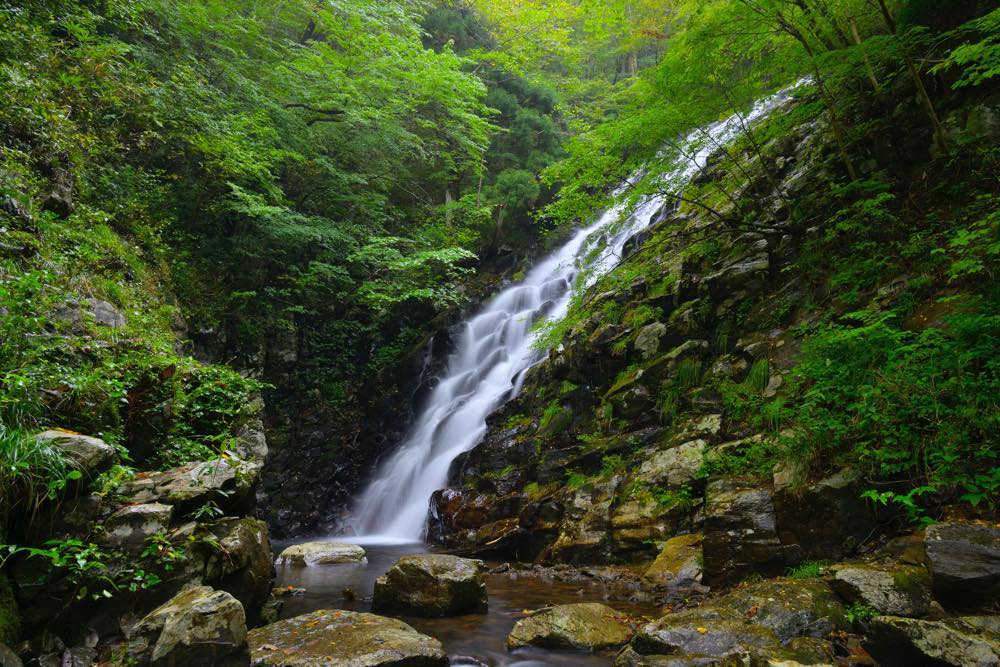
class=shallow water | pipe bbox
[273,541,658,667]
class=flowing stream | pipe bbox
[346,86,798,543]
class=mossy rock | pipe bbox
[0,574,20,645]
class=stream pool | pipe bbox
[273,541,658,667]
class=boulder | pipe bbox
[773,468,879,561]
[276,542,366,566]
[545,480,616,563]
[610,494,692,559]
[128,586,248,667]
[34,431,116,477]
[702,478,789,586]
[506,602,634,651]
[643,533,704,593]
[705,253,770,296]
[828,563,931,617]
[0,644,21,667]
[635,323,668,359]
[864,616,1000,667]
[714,578,849,642]
[248,609,447,667]
[203,518,274,626]
[613,646,716,666]
[631,609,783,659]
[637,440,706,490]
[121,459,261,516]
[42,166,74,218]
[925,522,1000,611]
[372,554,487,617]
[101,503,173,550]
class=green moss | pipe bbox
[0,573,20,645]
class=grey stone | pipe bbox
[276,542,366,566]
[865,616,1000,667]
[635,323,668,360]
[506,602,634,650]
[102,503,173,550]
[372,554,487,617]
[703,477,788,586]
[925,522,1000,611]
[34,431,117,476]
[637,439,706,489]
[248,609,447,667]
[128,586,248,667]
[829,563,931,617]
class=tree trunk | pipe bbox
[875,0,949,153]
[850,16,881,93]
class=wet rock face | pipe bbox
[275,542,366,566]
[773,467,879,562]
[924,522,1000,612]
[506,602,635,651]
[372,555,487,617]
[128,586,249,667]
[643,533,704,594]
[702,477,789,586]
[203,518,274,627]
[864,616,1000,667]
[248,609,448,667]
[829,563,931,617]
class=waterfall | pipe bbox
[346,86,800,543]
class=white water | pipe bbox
[345,86,800,544]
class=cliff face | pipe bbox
[425,84,1000,576]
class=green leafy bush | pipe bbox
[789,302,1000,516]
[0,425,81,535]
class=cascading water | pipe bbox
[347,86,801,543]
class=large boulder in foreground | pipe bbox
[276,542,366,566]
[506,603,634,651]
[630,609,783,660]
[864,615,1000,667]
[924,522,1000,611]
[128,586,248,667]
[248,609,447,667]
[372,554,487,617]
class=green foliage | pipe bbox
[932,9,1000,89]
[1,539,162,602]
[0,573,18,645]
[0,425,81,534]
[566,470,587,489]
[787,561,828,580]
[845,601,879,625]
[788,302,1000,515]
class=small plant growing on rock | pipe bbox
[786,561,828,579]
[845,601,879,625]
